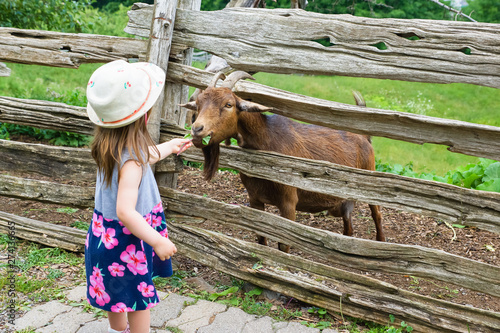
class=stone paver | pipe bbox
[276,321,320,333]
[198,306,256,333]
[150,292,194,327]
[66,285,87,303]
[10,286,341,333]
[76,318,108,333]
[242,316,275,333]
[165,299,227,333]
[37,307,95,333]
[14,301,72,331]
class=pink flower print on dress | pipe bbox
[145,213,152,226]
[108,262,125,277]
[85,233,89,249]
[146,301,157,309]
[152,215,163,229]
[92,213,104,237]
[152,203,163,214]
[89,275,110,307]
[92,266,104,284]
[111,302,133,312]
[159,228,168,238]
[137,282,155,298]
[118,220,131,235]
[101,228,119,249]
[120,244,148,275]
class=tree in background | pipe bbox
[466,0,500,23]
[0,0,95,32]
[92,0,154,12]
[199,0,499,23]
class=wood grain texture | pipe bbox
[0,174,94,207]
[0,211,86,252]
[0,27,147,67]
[0,139,95,181]
[161,187,500,298]
[128,5,500,88]
[168,220,500,332]
[0,96,94,135]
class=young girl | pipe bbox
[85,60,192,333]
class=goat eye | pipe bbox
[224,103,232,108]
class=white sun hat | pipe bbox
[86,60,166,128]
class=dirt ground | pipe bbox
[2,163,500,328]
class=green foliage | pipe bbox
[0,0,96,33]
[71,220,90,231]
[201,0,459,20]
[376,158,500,193]
[200,0,498,23]
[466,0,500,23]
[0,123,91,147]
[15,244,83,271]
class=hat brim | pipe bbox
[87,62,165,128]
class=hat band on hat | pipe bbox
[101,69,153,125]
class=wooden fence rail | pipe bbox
[3,30,500,159]
[2,172,500,300]
[127,5,500,89]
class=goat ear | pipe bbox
[179,101,197,111]
[236,97,272,113]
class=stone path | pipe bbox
[9,286,340,333]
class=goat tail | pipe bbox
[351,90,372,143]
[202,144,221,181]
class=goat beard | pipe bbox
[202,144,220,181]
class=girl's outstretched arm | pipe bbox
[116,160,177,260]
[148,138,192,164]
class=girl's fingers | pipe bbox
[177,140,192,155]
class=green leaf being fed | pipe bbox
[202,135,211,145]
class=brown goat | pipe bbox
[181,71,385,252]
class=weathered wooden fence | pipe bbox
[1,0,500,331]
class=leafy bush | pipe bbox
[0,0,96,33]
[376,158,500,193]
[0,123,91,147]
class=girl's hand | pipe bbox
[153,237,177,261]
[149,138,193,164]
[170,138,193,156]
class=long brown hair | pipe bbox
[90,112,159,187]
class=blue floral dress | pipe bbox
[85,151,172,312]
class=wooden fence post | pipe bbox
[146,0,200,188]
[157,0,201,188]
[145,0,178,188]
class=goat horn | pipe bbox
[208,71,226,88]
[221,71,255,90]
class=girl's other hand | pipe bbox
[153,237,177,261]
